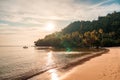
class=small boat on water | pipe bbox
[23,46,28,49]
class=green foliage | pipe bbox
[35,11,120,48]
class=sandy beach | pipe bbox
[60,47,120,80]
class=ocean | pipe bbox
[0,46,83,80]
[0,27,84,80]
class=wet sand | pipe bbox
[60,47,120,80]
[28,49,107,80]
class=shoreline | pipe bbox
[28,48,109,80]
[0,47,109,80]
[35,46,107,53]
[60,48,109,70]
[60,47,120,80]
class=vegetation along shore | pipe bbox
[35,11,120,49]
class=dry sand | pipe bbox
[60,47,120,80]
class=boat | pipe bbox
[23,46,28,49]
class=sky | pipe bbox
[0,0,120,45]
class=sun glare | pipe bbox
[45,22,55,32]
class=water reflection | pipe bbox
[47,51,59,80]
[49,69,59,80]
[46,51,54,66]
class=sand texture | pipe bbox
[60,47,120,80]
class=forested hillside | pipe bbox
[35,11,120,48]
[62,11,120,34]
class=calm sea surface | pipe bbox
[0,46,83,80]
[0,27,84,80]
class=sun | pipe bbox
[45,22,55,32]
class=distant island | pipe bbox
[35,11,120,49]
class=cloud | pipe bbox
[0,23,9,27]
[0,0,120,28]
[0,0,120,45]
[74,0,105,5]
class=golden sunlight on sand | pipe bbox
[60,47,120,80]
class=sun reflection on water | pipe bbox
[49,69,59,80]
[47,51,59,80]
[47,51,54,66]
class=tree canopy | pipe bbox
[35,11,120,48]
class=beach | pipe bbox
[0,46,104,80]
[60,47,120,80]
[28,48,108,80]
